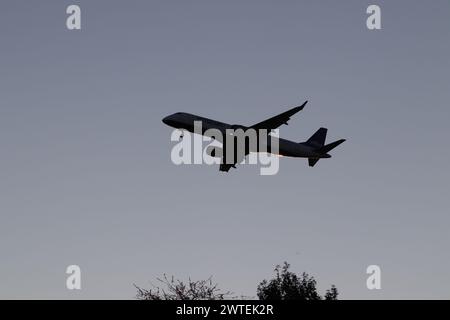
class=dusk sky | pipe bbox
[1,0,449,299]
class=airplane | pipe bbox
[162,101,345,172]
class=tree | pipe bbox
[134,274,232,300]
[324,285,339,300]
[257,262,338,300]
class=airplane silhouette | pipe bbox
[162,101,345,172]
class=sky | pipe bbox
[0,0,449,299]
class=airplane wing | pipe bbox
[219,149,249,172]
[251,101,307,131]
[219,163,235,172]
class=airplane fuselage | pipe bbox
[162,112,329,159]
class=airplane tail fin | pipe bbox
[306,127,345,167]
[306,127,327,148]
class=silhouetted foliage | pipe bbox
[324,285,339,300]
[134,274,232,300]
[257,262,338,300]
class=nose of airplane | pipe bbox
[162,113,182,127]
[162,115,171,125]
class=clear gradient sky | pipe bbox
[0,0,449,299]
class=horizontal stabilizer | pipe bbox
[318,139,346,154]
[308,158,320,167]
[308,138,345,167]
